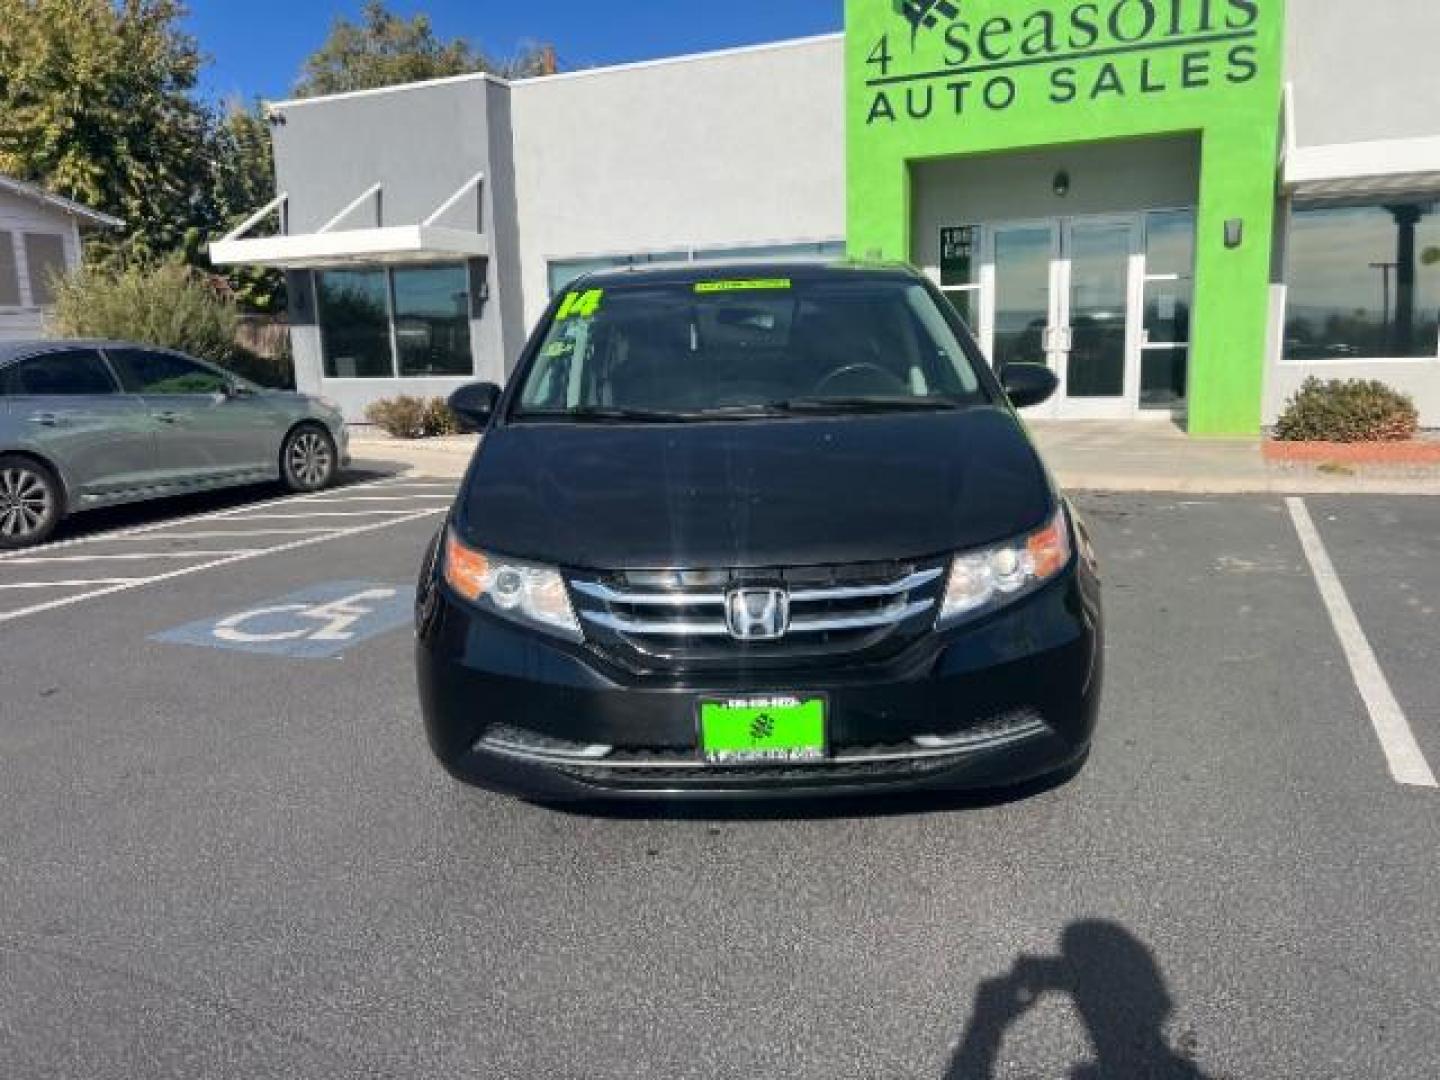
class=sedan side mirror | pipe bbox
[1000,363,1059,410]
[448,381,502,431]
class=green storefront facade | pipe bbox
[846,0,1285,434]
[218,1,1436,427]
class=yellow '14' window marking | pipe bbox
[694,279,793,294]
[557,288,604,320]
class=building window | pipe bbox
[23,232,68,306]
[937,225,979,330]
[317,264,476,380]
[1140,209,1195,409]
[0,232,21,307]
[1284,200,1440,361]
[546,241,846,297]
[393,265,474,377]
[317,269,393,378]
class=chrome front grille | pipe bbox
[566,560,947,669]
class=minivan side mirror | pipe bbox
[1000,364,1059,410]
[448,381,502,430]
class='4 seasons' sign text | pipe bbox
[866,0,1261,124]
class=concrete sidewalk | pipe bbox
[1028,421,1440,494]
[350,423,1440,494]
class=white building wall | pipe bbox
[509,35,847,329]
[0,192,83,342]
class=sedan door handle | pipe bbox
[155,411,180,424]
[28,412,60,427]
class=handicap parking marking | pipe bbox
[151,581,416,659]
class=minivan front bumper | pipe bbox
[416,554,1103,804]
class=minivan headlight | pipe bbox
[937,508,1072,627]
[443,529,582,641]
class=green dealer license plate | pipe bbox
[698,696,827,764]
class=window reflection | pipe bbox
[1285,201,1440,360]
[394,265,473,377]
[318,269,392,379]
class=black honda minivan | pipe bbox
[416,260,1102,802]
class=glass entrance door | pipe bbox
[1057,217,1141,416]
[980,215,1142,418]
[991,223,1060,373]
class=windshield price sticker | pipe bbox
[694,278,793,294]
[556,288,604,320]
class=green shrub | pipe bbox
[1274,378,1419,443]
[49,259,238,365]
[365,396,460,439]
[421,396,461,436]
[366,396,428,439]
[45,258,300,387]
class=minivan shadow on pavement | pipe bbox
[529,758,1088,823]
[944,920,1212,1079]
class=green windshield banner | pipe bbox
[845,0,1286,434]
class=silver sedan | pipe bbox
[0,339,350,549]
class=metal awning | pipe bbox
[208,174,487,269]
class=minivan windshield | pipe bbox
[513,276,987,421]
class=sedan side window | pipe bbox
[0,349,119,396]
[108,349,229,395]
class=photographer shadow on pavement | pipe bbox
[945,920,1212,1079]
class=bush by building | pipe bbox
[46,259,295,388]
[1274,377,1420,443]
[365,395,461,439]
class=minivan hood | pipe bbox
[455,407,1054,570]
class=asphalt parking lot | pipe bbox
[2,480,1437,1079]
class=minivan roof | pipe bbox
[566,257,920,292]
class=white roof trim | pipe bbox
[209,225,489,270]
[1284,135,1440,195]
[266,32,843,109]
[512,32,844,88]
[0,174,124,229]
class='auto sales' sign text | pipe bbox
[865,0,1262,125]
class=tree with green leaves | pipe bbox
[200,101,286,313]
[296,0,551,97]
[0,0,212,262]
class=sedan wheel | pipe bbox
[0,458,61,549]
[282,427,337,493]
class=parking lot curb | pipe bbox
[1052,471,1440,495]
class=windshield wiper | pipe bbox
[769,396,966,414]
[515,406,699,424]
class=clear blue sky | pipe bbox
[185,1,842,103]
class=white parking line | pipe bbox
[154,528,344,540]
[0,579,140,590]
[0,551,260,564]
[220,510,421,520]
[1286,497,1437,788]
[0,507,444,626]
[292,495,453,503]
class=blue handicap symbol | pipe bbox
[152,581,415,659]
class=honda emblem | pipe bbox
[724,588,790,641]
